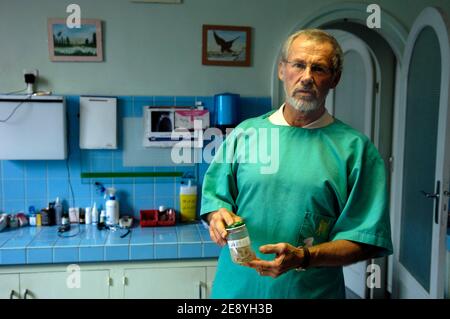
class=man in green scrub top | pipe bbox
[200,29,393,299]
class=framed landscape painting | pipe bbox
[47,18,103,62]
[202,25,251,66]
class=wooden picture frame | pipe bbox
[202,25,251,67]
[47,18,103,62]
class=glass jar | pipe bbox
[226,221,256,264]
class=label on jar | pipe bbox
[227,237,251,249]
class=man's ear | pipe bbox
[278,61,285,81]
[330,71,341,89]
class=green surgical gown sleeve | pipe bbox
[200,130,238,218]
[329,140,393,257]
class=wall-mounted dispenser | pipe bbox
[79,96,117,149]
[214,92,239,132]
[0,94,67,159]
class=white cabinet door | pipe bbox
[392,7,450,299]
[19,270,111,299]
[0,274,20,299]
[123,267,206,299]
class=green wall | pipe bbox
[0,0,448,96]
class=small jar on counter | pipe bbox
[36,212,42,226]
[225,221,256,264]
[29,213,36,226]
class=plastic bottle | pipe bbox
[195,101,204,110]
[92,202,99,225]
[28,206,36,226]
[36,212,42,226]
[85,207,92,224]
[100,210,106,224]
[54,197,63,225]
[98,210,106,230]
[179,179,197,222]
[29,212,36,226]
[105,187,119,226]
[61,213,70,226]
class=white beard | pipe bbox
[284,85,328,113]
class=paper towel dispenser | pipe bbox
[79,96,117,149]
[0,95,67,160]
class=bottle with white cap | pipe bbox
[105,187,119,226]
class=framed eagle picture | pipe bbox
[202,25,251,67]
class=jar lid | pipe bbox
[226,220,245,229]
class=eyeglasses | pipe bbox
[283,60,332,76]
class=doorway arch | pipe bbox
[271,2,407,107]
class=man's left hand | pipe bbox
[244,243,303,278]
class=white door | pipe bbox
[392,7,450,299]
[325,30,377,299]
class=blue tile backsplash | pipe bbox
[0,95,272,220]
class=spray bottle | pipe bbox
[105,187,119,226]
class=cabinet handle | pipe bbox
[198,281,206,299]
[23,289,30,299]
[9,290,18,299]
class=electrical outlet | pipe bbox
[23,69,39,93]
[23,69,38,77]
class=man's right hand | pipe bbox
[207,208,242,246]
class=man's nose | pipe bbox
[300,67,314,86]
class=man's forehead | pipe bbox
[288,36,334,61]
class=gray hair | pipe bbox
[280,29,344,75]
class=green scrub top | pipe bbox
[200,110,393,299]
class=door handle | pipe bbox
[9,290,19,299]
[23,289,31,299]
[421,181,441,224]
[420,190,439,199]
